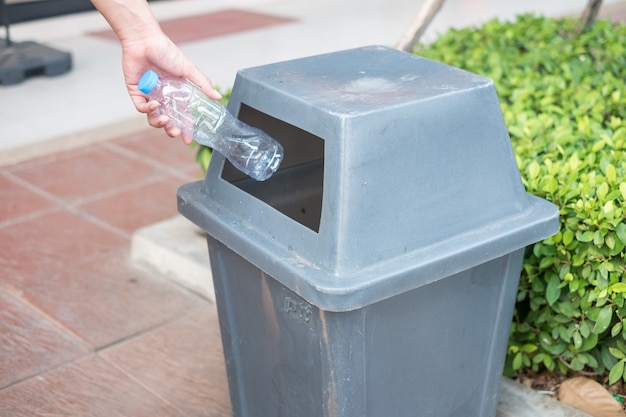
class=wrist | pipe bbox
[93,0,163,43]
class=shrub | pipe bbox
[418,14,626,382]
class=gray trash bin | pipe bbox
[178,45,559,417]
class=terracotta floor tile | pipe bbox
[90,9,296,45]
[0,210,127,280]
[0,355,181,417]
[9,145,163,203]
[77,177,187,234]
[0,288,90,389]
[0,173,57,225]
[100,306,232,417]
[20,251,207,349]
[108,128,203,179]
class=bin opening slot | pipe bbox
[221,104,325,233]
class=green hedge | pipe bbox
[418,14,626,382]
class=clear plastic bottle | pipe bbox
[138,69,283,181]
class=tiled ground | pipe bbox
[0,8,304,414]
[0,129,232,416]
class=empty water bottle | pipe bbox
[138,69,283,181]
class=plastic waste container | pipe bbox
[178,45,559,417]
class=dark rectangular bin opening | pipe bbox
[221,104,325,232]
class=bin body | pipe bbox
[178,45,560,417]
[209,237,524,417]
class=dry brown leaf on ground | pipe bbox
[558,377,625,417]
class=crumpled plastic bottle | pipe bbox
[138,69,283,181]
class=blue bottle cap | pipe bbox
[138,70,159,94]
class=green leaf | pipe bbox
[602,346,619,369]
[593,306,614,334]
[606,164,617,184]
[546,275,561,306]
[512,352,523,371]
[570,356,585,371]
[568,153,581,171]
[609,347,626,360]
[562,229,574,246]
[581,352,598,369]
[612,283,626,293]
[542,176,558,194]
[558,325,572,342]
[609,360,625,385]
[540,256,555,269]
[597,182,609,201]
[573,331,583,350]
[543,355,555,371]
[521,344,538,353]
[606,234,616,250]
[580,333,598,352]
[616,223,626,245]
[580,320,591,338]
[577,231,595,243]
[527,161,540,179]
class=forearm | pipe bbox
[90,0,162,42]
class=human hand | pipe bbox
[120,30,222,144]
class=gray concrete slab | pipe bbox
[131,215,214,301]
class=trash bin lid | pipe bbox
[178,46,560,311]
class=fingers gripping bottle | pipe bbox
[138,70,283,181]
